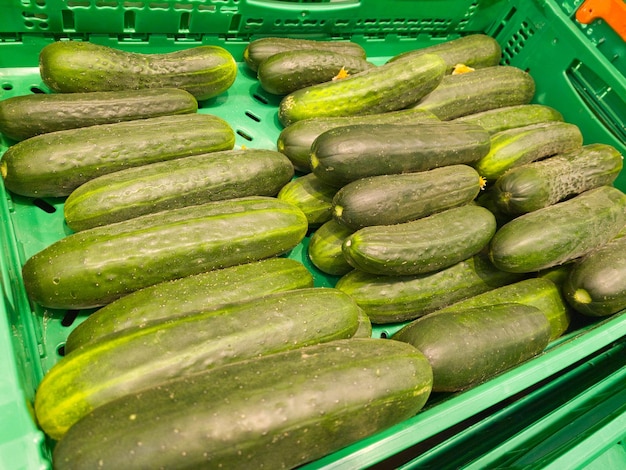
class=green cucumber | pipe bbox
[64,258,314,353]
[308,219,355,277]
[474,121,584,181]
[277,173,339,227]
[335,254,524,324]
[431,277,571,341]
[258,49,375,95]
[52,338,432,470]
[22,196,308,309]
[393,303,551,392]
[388,34,502,73]
[354,307,373,338]
[453,104,564,135]
[278,53,446,127]
[1,113,235,198]
[493,143,624,215]
[563,231,626,317]
[243,37,367,72]
[332,164,484,230]
[64,148,294,231]
[34,288,362,440]
[277,108,438,173]
[413,65,536,120]
[489,186,626,273]
[311,122,490,188]
[342,205,496,276]
[0,88,198,141]
[39,41,237,101]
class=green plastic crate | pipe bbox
[0,0,625,469]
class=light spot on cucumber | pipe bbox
[310,153,319,169]
[573,288,592,305]
[333,205,343,218]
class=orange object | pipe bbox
[576,0,626,41]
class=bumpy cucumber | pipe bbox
[22,196,308,309]
[277,108,438,172]
[64,148,294,231]
[489,186,626,273]
[278,53,446,126]
[0,88,198,141]
[311,122,490,187]
[39,41,237,100]
[413,65,536,120]
[1,113,235,198]
[474,121,583,181]
[52,338,432,470]
[258,49,375,95]
[393,303,551,392]
[64,258,314,353]
[243,37,367,72]
[277,173,339,227]
[308,219,355,277]
[493,143,624,215]
[332,164,484,230]
[343,205,496,276]
[454,104,564,135]
[335,254,524,323]
[35,288,362,440]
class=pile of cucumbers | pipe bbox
[0,34,625,469]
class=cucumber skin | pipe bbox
[393,303,551,392]
[243,37,367,72]
[39,42,237,101]
[34,288,362,441]
[52,338,432,470]
[277,108,439,173]
[311,122,491,188]
[413,65,536,120]
[335,254,525,324]
[493,143,624,215]
[0,88,198,141]
[563,233,626,317]
[454,104,564,135]
[22,197,308,309]
[64,148,295,231]
[278,53,446,127]
[277,172,339,228]
[1,113,235,198]
[342,205,497,276]
[64,258,314,353]
[332,164,483,230]
[308,219,355,276]
[473,121,584,181]
[257,49,375,95]
[489,186,626,274]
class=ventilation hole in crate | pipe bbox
[149,2,169,9]
[62,9,75,30]
[179,11,190,31]
[124,10,136,31]
[96,0,119,7]
[228,13,241,32]
[245,111,261,123]
[67,0,90,6]
[33,198,57,214]
[1,83,12,91]
[30,86,46,93]
[252,93,269,105]
[173,3,192,10]
[246,17,263,27]
[502,20,535,65]
[379,331,388,339]
[61,309,80,327]
[236,129,253,141]
[197,4,216,11]
[57,344,65,356]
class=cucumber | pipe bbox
[243,37,367,72]
[52,338,432,470]
[22,196,308,309]
[34,288,362,440]
[563,231,626,317]
[64,258,314,353]
[1,113,235,198]
[278,53,446,127]
[474,121,584,181]
[393,303,551,392]
[431,277,571,341]
[311,122,490,188]
[0,88,198,141]
[493,143,624,215]
[277,172,339,228]
[343,205,496,276]
[257,49,375,95]
[39,41,237,101]
[489,186,626,273]
[308,219,355,277]
[388,34,502,73]
[413,65,536,120]
[335,254,524,323]
[277,108,439,173]
[453,104,564,135]
[332,164,484,230]
[354,307,373,338]
[64,148,295,231]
